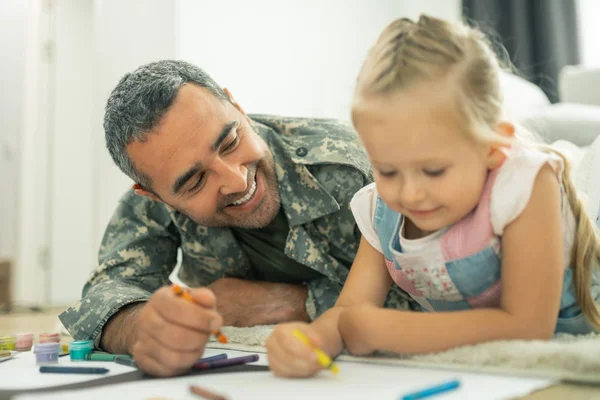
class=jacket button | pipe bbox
[296,147,308,157]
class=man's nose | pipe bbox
[216,159,248,196]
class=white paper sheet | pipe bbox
[0,351,136,390]
[0,348,260,391]
[12,357,554,400]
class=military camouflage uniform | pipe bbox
[59,115,412,343]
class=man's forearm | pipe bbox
[237,281,310,326]
[99,302,145,354]
[209,278,310,326]
[99,280,309,349]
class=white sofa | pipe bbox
[560,66,600,107]
[502,67,600,147]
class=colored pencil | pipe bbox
[193,354,259,371]
[194,353,228,365]
[171,284,228,344]
[39,366,109,374]
[401,379,461,400]
[114,356,137,368]
[292,329,339,374]
[189,384,228,400]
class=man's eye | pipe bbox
[423,168,445,177]
[222,134,240,152]
[378,170,397,178]
[189,174,205,193]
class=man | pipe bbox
[59,60,410,376]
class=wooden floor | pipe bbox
[0,307,70,338]
[0,309,598,399]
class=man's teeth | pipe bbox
[231,180,257,206]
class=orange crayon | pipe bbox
[171,284,228,344]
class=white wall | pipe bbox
[45,0,178,305]
[176,0,460,120]
[0,1,27,260]
[14,0,178,306]
[48,0,96,305]
[14,0,53,305]
[577,0,600,66]
[90,0,177,260]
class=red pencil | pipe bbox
[189,384,228,400]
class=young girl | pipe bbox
[266,15,600,377]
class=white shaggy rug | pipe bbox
[207,326,600,384]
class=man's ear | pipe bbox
[224,88,247,116]
[132,183,162,203]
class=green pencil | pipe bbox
[84,353,131,361]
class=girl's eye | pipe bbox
[378,170,397,178]
[423,168,445,177]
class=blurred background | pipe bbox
[1,0,598,310]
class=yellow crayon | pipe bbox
[292,329,340,375]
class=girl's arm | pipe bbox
[266,234,392,377]
[308,234,394,356]
[340,165,565,355]
[266,235,392,377]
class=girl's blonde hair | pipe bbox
[354,14,600,329]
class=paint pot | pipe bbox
[68,340,94,361]
[34,342,60,365]
[39,332,60,344]
[15,333,34,352]
[0,336,16,351]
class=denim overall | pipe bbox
[372,192,599,335]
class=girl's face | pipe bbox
[353,81,498,237]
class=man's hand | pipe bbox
[101,286,222,377]
[208,278,310,326]
[101,278,307,375]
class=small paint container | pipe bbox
[15,333,34,351]
[34,342,60,365]
[68,340,94,361]
[0,336,16,351]
[39,332,60,344]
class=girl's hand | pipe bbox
[338,303,379,356]
[266,322,325,378]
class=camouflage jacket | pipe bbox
[59,115,411,342]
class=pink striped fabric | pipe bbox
[440,169,500,261]
[384,259,423,296]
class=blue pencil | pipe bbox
[195,353,228,364]
[39,366,109,375]
[401,379,461,400]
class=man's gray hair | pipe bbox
[104,60,229,188]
